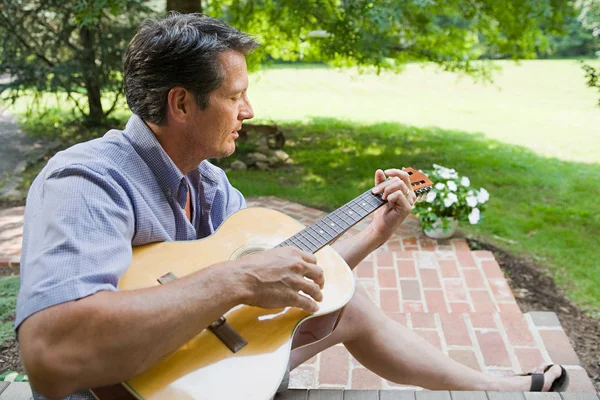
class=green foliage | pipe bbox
[0,0,153,125]
[0,0,579,127]
[208,0,572,78]
[582,62,600,106]
[0,275,19,346]
[413,164,489,233]
[543,0,600,58]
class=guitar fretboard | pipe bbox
[275,189,385,254]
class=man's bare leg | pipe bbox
[289,283,562,391]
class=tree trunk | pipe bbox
[79,26,104,125]
[167,0,202,13]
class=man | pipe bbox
[16,13,567,400]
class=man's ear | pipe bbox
[166,86,192,124]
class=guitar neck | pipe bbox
[275,189,385,254]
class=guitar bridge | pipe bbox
[208,316,248,353]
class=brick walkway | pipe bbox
[0,198,595,392]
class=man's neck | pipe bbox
[145,120,203,175]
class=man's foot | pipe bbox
[519,364,568,392]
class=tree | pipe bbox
[205,0,574,78]
[0,0,153,125]
[575,0,600,106]
[544,0,600,57]
[1,0,576,126]
[167,0,202,14]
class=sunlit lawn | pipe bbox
[249,59,600,164]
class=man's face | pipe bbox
[187,50,254,161]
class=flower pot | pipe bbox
[423,217,458,239]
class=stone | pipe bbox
[247,152,269,163]
[273,150,290,162]
[255,161,270,171]
[230,160,247,170]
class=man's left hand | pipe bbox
[369,168,416,244]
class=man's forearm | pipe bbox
[332,223,386,270]
[19,262,243,399]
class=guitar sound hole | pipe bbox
[236,247,265,258]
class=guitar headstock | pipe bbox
[404,167,434,202]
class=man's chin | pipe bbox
[214,145,236,160]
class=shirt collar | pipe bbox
[122,114,221,200]
[122,114,185,201]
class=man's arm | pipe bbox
[332,168,417,270]
[18,263,239,398]
[19,247,324,399]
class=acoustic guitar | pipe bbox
[92,168,433,400]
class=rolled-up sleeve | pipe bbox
[15,164,135,330]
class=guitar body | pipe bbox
[93,207,355,400]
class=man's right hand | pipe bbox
[233,247,324,313]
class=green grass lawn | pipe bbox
[249,60,600,164]
[0,275,19,346]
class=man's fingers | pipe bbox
[296,278,323,302]
[303,264,325,288]
[372,175,399,195]
[386,190,411,209]
[374,169,386,186]
[380,177,407,200]
[384,168,412,190]
[298,249,317,264]
[291,293,319,313]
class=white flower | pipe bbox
[444,192,458,207]
[439,169,453,179]
[461,176,470,187]
[477,188,489,204]
[435,182,445,190]
[426,190,437,203]
[469,208,481,224]
[447,181,457,192]
[466,194,478,207]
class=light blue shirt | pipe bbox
[16,114,246,399]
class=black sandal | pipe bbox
[524,364,569,392]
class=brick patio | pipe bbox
[0,198,595,392]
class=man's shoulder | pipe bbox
[45,128,135,178]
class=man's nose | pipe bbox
[240,95,254,120]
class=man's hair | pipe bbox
[124,13,259,124]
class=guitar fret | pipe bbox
[354,196,372,212]
[340,207,359,224]
[331,210,351,229]
[298,230,319,250]
[341,206,362,223]
[315,219,337,239]
[348,201,368,218]
[322,215,344,236]
[311,221,334,244]
[365,193,384,208]
[304,227,327,250]
[290,235,310,251]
